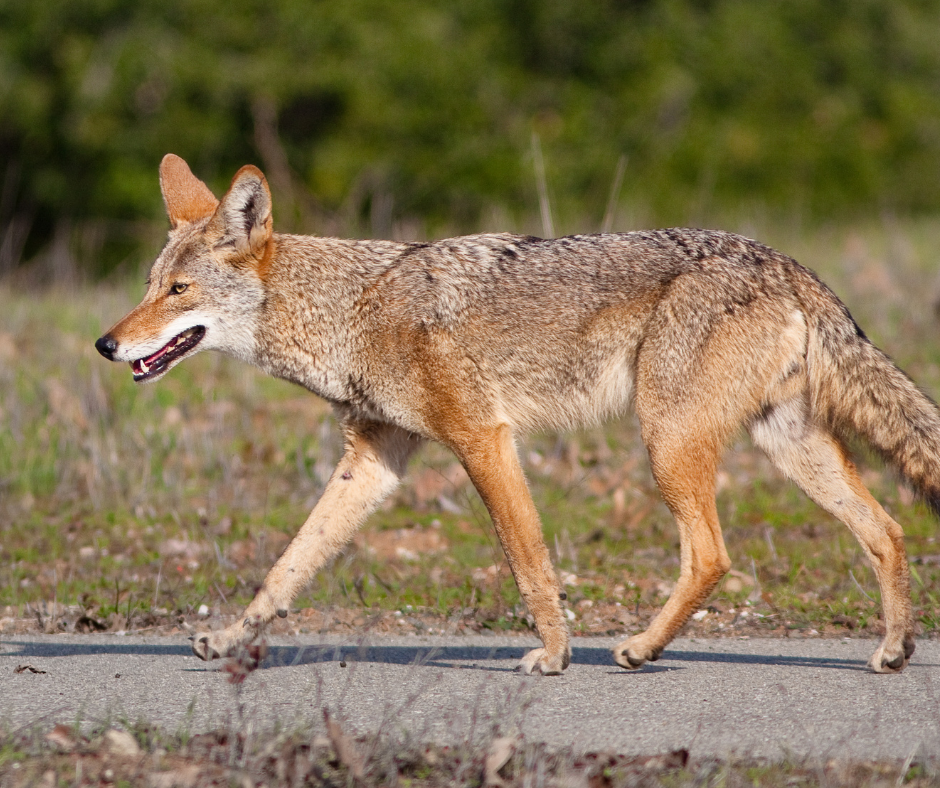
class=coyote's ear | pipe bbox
[210,165,273,256]
[159,154,219,227]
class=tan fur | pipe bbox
[96,157,938,675]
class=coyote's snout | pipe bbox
[96,325,206,381]
[98,154,938,676]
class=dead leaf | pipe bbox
[484,736,517,786]
[832,614,856,630]
[727,568,755,585]
[14,664,46,674]
[225,532,290,565]
[75,614,108,633]
[612,487,627,518]
[411,463,470,507]
[0,332,16,361]
[472,565,501,583]
[724,568,756,593]
[223,640,269,684]
[147,765,201,788]
[158,538,207,561]
[324,708,366,780]
[644,748,689,770]
[102,728,142,758]
[45,378,87,430]
[45,724,79,752]
[355,526,448,562]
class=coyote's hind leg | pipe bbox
[613,432,730,670]
[192,421,420,661]
[750,399,915,673]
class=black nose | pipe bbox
[95,335,118,360]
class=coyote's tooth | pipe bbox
[139,359,149,373]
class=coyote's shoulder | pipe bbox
[96,155,937,677]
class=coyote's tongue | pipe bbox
[130,326,205,380]
[132,339,175,375]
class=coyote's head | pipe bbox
[95,155,272,382]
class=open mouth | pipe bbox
[130,326,205,381]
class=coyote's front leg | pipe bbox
[192,421,419,661]
[456,424,570,675]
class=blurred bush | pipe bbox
[1,0,939,276]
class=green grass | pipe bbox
[2,218,940,642]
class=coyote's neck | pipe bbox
[250,234,404,409]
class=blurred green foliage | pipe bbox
[1,0,940,275]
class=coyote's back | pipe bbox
[96,155,939,677]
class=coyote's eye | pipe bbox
[170,282,188,295]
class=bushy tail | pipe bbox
[799,268,940,515]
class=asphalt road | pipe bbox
[2,633,939,761]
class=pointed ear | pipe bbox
[159,154,219,227]
[210,165,273,256]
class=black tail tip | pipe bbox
[926,493,940,520]
[916,487,940,519]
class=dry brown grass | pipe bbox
[1,718,936,787]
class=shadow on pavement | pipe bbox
[255,644,874,673]
[2,637,892,674]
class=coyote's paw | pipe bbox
[191,618,260,662]
[191,633,222,661]
[517,646,570,676]
[613,635,663,670]
[868,635,915,674]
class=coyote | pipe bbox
[97,154,936,675]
